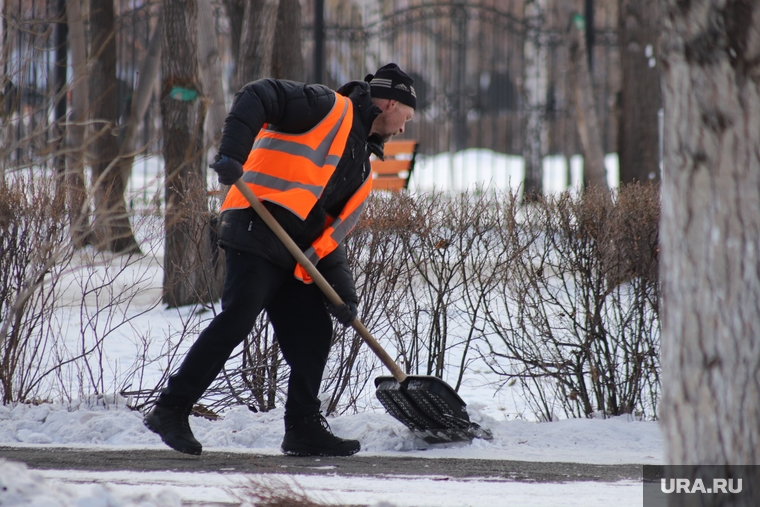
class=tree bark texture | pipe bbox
[197,0,228,150]
[272,0,304,81]
[224,0,245,84]
[117,18,162,189]
[567,11,608,190]
[617,0,662,184]
[161,0,222,307]
[521,0,548,199]
[53,0,68,191]
[229,0,303,94]
[89,0,140,254]
[235,0,279,90]
[64,0,93,248]
[660,0,760,477]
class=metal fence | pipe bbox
[308,1,620,153]
[1,0,59,172]
[1,0,164,179]
[1,0,621,194]
[302,0,621,191]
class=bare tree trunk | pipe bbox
[64,0,93,248]
[196,0,227,288]
[567,11,608,191]
[660,0,760,480]
[89,0,140,254]
[271,0,304,81]
[521,0,548,199]
[117,18,162,189]
[53,0,68,196]
[234,0,279,90]
[617,0,661,184]
[161,0,221,307]
[224,0,245,85]
[197,0,228,151]
[0,5,8,187]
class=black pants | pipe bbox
[157,248,333,427]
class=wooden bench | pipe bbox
[370,140,419,192]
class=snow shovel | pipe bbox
[233,180,492,444]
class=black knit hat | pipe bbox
[364,63,417,110]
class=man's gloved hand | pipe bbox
[209,154,244,185]
[328,301,358,326]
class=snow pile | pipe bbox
[0,397,662,464]
[0,458,182,507]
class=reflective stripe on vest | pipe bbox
[221,93,354,220]
[294,174,373,283]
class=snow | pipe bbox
[408,149,620,195]
[0,460,182,507]
[30,468,644,507]
[0,399,662,464]
[0,397,661,506]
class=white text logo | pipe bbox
[661,478,742,494]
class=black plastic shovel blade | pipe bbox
[374,375,493,444]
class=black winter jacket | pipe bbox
[215,78,383,305]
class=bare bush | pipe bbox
[230,475,337,507]
[0,175,72,403]
[17,207,189,409]
[122,197,227,412]
[323,193,417,415]
[399,191,518,385]
[323,190,524,413]
[0,177,658,423]
[199,313,289,416]
[482,184,661,420]
[213,185,660,422]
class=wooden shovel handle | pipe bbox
[233,180,407,383]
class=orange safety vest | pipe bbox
[221,92,371,283]
[293,174,372,283]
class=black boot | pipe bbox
[144,403,202,455]
[281,413,361,457]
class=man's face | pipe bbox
[370,100,415,143]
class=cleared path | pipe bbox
[0,446,643,483]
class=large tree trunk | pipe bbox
[89,0,140,254]
[271,0,304,81]
[53,0,68,196]
[660,0,760,481]
[231,0,302,98]
[196,0,227,288]
[234,0,279,90]
[617,0,661,184]
[521,0,548,199]
[117,18,162,190]
[567,11,608,191]
[197,0,227,151]
[64,0,93,248]
[161,0,221,307]
[224,0,245,86]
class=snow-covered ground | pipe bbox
[408,148,620,195]
[0,398,660,506]
[0,397,662,464]
[1,460,645,507]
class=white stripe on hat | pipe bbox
[369,77,393,88]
